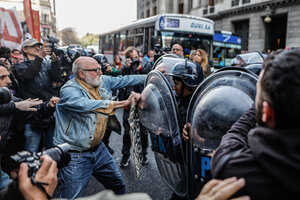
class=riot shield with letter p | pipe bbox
[186,67,258,199]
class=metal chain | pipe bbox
[128,99,143,180]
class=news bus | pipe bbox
[99,14,214,63]
[213,30,242,68]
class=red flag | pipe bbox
[23,0,34,38]
[32,10,40,41]
[0,7,23,50]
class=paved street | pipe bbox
[53,108,173,200]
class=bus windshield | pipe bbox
[159,31,213,59]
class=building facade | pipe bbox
[137,0,300,51]
[0,0,57,39]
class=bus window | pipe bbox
[104,35,109,51]
[108,34,113,51]
[145,28,149,53]
[127,36,134,47]
[128,29,134,47]
[99,36,105,54]
[135,35,144,54]
[159,31,213,59]
[135,28,144,54]
[119,31,126,52]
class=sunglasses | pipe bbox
[81,67,102,73]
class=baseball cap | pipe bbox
[22,38,42,48]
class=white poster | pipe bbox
[0,7,23,50]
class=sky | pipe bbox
[55,0,137,37]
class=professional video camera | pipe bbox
[1,143,70,177]
[46,36,80,84]
[46,36,74,67]
[153,44,171,63]
[46,36,65,57]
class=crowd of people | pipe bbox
[0,38,299,200]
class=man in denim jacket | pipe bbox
[53,56,144,199]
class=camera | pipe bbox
[46,36,77,83]
[93,54,109,73]
[1,143,71,177]
[101,63,108,73]
[153,44,171,63]
[130,58,140,68]
[46,36,65,57]
[0,87,12,105]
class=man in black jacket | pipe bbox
[211,50,300,200]
[12,38,62,152]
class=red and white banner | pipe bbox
[0,7,23,50]
[23,0,41,41]
[23,0,34,38]
[32,10,40,42]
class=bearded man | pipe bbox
[53,56,144,199]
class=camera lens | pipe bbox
[0,87,12,104]
[43,143,70,168]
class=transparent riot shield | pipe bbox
[187,67,258,199]
[152,54,185,89]
[137,70,188,197]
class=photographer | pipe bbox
[93,54,120,76]
[11,38,62,152]
[119,46,151,167]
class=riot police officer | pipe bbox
[168,60,204,200]
[169,60,204,128]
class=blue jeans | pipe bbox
[24,124,54,152]
[0,169,12,190]
[60,142,125,199]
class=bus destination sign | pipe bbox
[159,16,214,35]
[166,19,180,28]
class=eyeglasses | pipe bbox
[81,67,102,73]
[172,48,182,51]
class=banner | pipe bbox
[0,7,23,50]
[32,10,40,41]
[23,0,34,38]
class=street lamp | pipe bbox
[264,6,273,23]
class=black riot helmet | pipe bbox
[67,48,80,62]
[169,60,204,88]
[93,54,108,67]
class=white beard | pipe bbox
[85,73,101,87]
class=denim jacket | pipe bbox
[53,74,146,151]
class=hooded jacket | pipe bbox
[211,107,300,200]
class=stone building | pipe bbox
[137,0,300,51]
[0,0,57,39]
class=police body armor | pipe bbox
[186,67,258,199]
